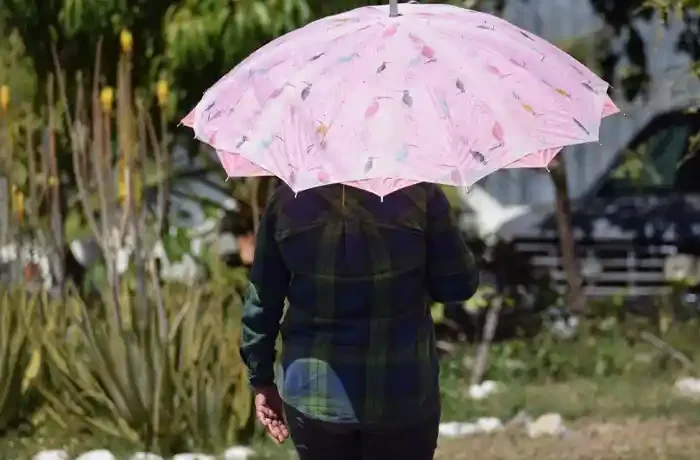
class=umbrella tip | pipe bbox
[389,0,399,17]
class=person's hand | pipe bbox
[254,385,289,444]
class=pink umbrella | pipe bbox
[183,1,618,197]
[505,97,619,169]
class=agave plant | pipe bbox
[37,281,254,455]
[0,288,42,433]
[171,281,255,452]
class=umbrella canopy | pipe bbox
[183,1,618,196]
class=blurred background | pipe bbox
[1,0,700,459]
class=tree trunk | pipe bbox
[471,299,502,386]
[549,155,587,314]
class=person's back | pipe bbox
[240,182,478,459]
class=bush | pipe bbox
[444,305,700,385]
[34,281,254,456]
[0,288,42,434]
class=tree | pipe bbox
[587,0,700,100]
[1,0,387,113]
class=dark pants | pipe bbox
[283,403,440,460]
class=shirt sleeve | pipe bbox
[425,185,479,303]
[239,195,291,388]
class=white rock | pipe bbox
[33,450,69,460]
[675,377,700,398]
[527,413,567,438]
[467,380,502,400]
[75,450,116,460]
[172,454,215,460]
[475,417,504,433]
[550,318,577,339]
[129,453,165,460]
[438,422,481,437]
[223,446,257,459]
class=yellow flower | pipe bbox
[0,85,9,112]
[120,29,134,54]
[156,79,169,107]
[100,86,114,114]
[12,185,25,223]
[47,175,58,186]
[117,159,143,206]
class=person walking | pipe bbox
[239,182,479,460]
[186,4,616,457]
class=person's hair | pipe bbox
[220,207,255,236]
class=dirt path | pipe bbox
[436,417,700,460]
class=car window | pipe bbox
[597,121,692,196]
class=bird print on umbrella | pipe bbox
[395,144,418,162]
[402,90,413,107]
[364,156,377,173]
[315,120,333,150]
[309,52,325,61]
[287,163,299,186]
[307,164,331,183]
[490,122,505,150]
[437,93,450,119]
[183,2,619,197]
[363,95,397,119]
[555,87,572,98]
[269,83,295,100]
[513,92,541,116]
[486,65,512,79]
[301,83,312,100]
[477,23,495,30]
[236,136,249,149]
[383,23,399,37]
[365,100,380,118]
[441,136,491,184]
[337,53,360,63]
[581,81,598,93]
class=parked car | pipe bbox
[497,109,700,298]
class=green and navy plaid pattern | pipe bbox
[240,183,478,425]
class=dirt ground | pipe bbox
[436,417,700,460]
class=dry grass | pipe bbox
[4,376,700,459]
[436,417,700,460]
[435,376,700,460]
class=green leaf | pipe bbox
[252,2,272,29]
[11,162,27,187]
[163,227,191,263]
[64,209,91,242]
[84,263,107,292]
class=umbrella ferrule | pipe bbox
[389,0,399,17]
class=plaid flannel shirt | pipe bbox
[240,183,478,425]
